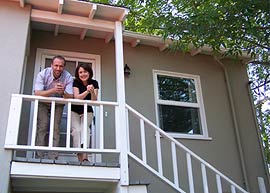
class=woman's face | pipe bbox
[78,67,90,82]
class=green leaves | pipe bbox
[114,0,270,62]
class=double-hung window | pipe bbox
[153,70,208,138]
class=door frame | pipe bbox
[29,48,101,161]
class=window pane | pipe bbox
[158,104,201,134]
[45,59,76,77]
[157,75,197,103]
[45,58,52,68]
[65,61,76,77]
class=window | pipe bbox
[153,70,208,138]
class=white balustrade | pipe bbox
[4,94,119,155]
[126,104,249,193]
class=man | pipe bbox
[34,55,73,159]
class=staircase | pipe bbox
[125,104,249,193]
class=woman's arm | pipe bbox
[87,84,98,101]
[73,87,89,100]
[90,88,98,101]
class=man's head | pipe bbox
[51,55,66,79]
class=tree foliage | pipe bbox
[248,63,270,167]
[91,0,270,62]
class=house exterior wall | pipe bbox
[21,30,269,193]
[123,45,245,192]
[0,1,30,192]
[225,60,270,192]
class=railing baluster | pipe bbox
[83,103,88,149]
[140,119,147,164]
[156,130,163,176]
[99,104,104,149]
[187,153,195,193]
[125,108,130,151]
[231,185,236,193]
[31,99,39,146]
[115,106,120,151]
[48,101,55,148]
[171,141,179,188]
[201,163,209,193]
[66,102,71,148]
[216,174,223,193]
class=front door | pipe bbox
[30,49,101,161]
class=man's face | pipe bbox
[51,58,65,79]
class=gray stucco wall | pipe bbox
[226,60,270,192]
[0,1,30,192]
[21,30,269,193]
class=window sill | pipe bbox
[167,133,212,141]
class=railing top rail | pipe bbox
[12,94,118,106]
[126,104,248,193]
[5,145,120,154]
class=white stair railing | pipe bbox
[126,104,249,193]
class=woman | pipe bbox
[71,63,99,162]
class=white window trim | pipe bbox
[34,48,101,97]
[153,69,210,139]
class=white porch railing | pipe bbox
[126,104,249,193]
[5,94,120,156]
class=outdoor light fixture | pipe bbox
[124,64,131,77]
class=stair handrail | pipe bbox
[126,104,249,193]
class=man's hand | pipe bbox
[53,83,64,95]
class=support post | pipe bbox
[114,21,129,186]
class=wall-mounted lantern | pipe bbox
[124,64,131,77]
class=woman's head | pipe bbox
[75,63,93,82]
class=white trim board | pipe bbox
[11,162,120,181]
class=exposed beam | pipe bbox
[54,25,59,36]
[190,48,202,56]
[119,9,129,21]
[19,0,25,8]
[80,29,88,40]
[58,0,64,14]
[31,9,115,33]
[130,39,140,47]
[105,33,114,43]
[89,4,97,20]
[55,0,64,37]
[159,44,169,52]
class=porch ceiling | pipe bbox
[11,0,251,56]
[11,0,171,51]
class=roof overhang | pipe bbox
[9,0,252,59]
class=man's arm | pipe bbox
[63,74,74,99]
[34,89,55,97]
[62,91,73,99]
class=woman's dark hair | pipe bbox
[52,55,66,66]
[75,63,93,82]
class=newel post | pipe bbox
[4,94,23,148]
[114,21,129,186]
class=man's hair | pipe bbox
[52,55,66,66]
